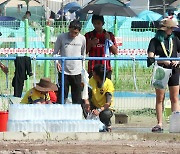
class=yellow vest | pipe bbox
[89,77,114,109]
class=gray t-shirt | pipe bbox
[53,32,86,75]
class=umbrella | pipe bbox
[170,0,180,8]
[57,2,81,15]
[138,10,162,21]
[80,3,136,17]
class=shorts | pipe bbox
[157,64,179,87]
[168,69,179,87]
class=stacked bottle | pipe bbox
[7,104,99,132]
[169,111,180,133]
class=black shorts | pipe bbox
[168,69,179,87]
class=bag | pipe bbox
[151,63,172,89]
[86,112,105,131]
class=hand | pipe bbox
[0,63,8,74]
[88,38,99,47]
[84,99,90,112]
[56,62,62,72]
[1,66,8,74]
[46,101,53,104]
[92,109,100,116]
[170,61,178,67]
[105,32,110,40]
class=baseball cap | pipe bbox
[158,18,178,31]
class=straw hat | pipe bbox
[158,18,178,31]
[35,78,58,92]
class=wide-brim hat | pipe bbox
[158,18,178,31]
[35,78,58,92]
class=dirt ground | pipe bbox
[0,140,180,154]
[0,116,175,154]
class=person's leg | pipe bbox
[99,109,113,128]
[57,73,69,104]
[154,88,165,128]
[70,74,82,104]
[169,85,180,112]
[168,70,180,111]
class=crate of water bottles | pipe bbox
[7,104,100,132]
[169,111,180,133]
[8,104,83,120]
[8,120,99,132]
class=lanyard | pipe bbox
[160,38,173,58]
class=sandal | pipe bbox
[152,125,163,132]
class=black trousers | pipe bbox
[57,73,82,104]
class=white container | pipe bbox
[169,111,180,133]
[8,104,83,121]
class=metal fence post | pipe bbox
[114,17,119,82]
[25,19,30,90]
[61,58,65,104]
[44,25,50,77]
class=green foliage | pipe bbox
[113,64,153,92]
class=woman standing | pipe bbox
[147,18,180,132]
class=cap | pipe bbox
[158,18,178,31]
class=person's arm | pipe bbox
[0,62,8,74]
[98,92,112,112]
[105,32,118,55]
[53,35,62,72]
[176,37,180,53]
[81,37,86,56]
[53,35,61,55]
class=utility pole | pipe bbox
[163,0,166,17]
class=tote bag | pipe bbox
[151,63,172,89]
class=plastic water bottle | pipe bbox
[170,111,180,133]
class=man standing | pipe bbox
[85,15,118,79]
[53,20,86,104]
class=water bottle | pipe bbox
[170,111,180,133]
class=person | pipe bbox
[22,11,31,21]
[21,78,58,104]
[0,62,8,74]
[167,10,178,26]
[84,64,114,132]
[85,15,118,79]
[53,20,86,104]
[147,18,180,132]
